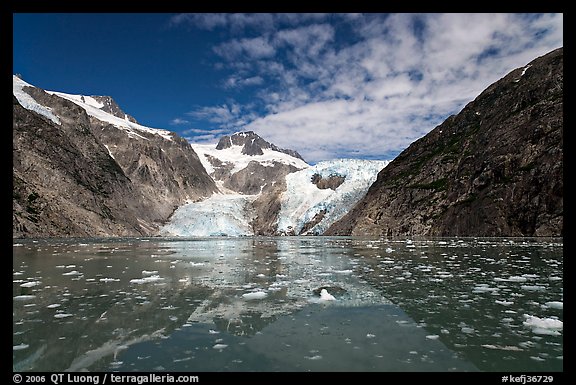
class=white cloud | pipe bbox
[223,75,264,89]
[170,13,332,33]
[169,118,190,125]
[214,36,276,60]
[177,13,563,163]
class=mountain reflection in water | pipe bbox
[13,237,562,372]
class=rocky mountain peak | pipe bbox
[82,95,138,123]
[216,131,305,161]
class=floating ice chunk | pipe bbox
[62,270,81,276]
[130,275,164,284]
[54,313,73,318]
[13,343,29,351]
[242,291,268,300]
[481,344,523,351]
[366,333,376,338]
[523,315,563,335]
[385,248,394,253]
[13,295,36,301]
[213,344,228,350]
[472,284,499,293]
[521,285,546,291]
[142,270,158,276]
[508,276,528,282]
[304,355,322,360]
[333,269,353,274]
[20,281,41,288]
[208,329,220,334]
[426,335,440,340]
[495,300,514,306]
[99,278,120,282]
[189,262,205,267]
[544,301,563,310]
[319,289,336,301]
[47,304,61,308]
[522,274,539,279]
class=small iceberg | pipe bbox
[242,291,268,300]
[523,314,563,336]
[319,289,336,301]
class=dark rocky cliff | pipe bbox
[326,47,563,237]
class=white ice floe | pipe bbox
[13,343,30,351]
[13,295,36,301]
[521,285,546,291]
[544,301,563,310]
[212,344,228,350]
[472,284,499,294]
[481,344,523,351]
[54,313,74,319]
[99,278,120,283]
[20,281,41,288]
[523,315,563,336]
[242,291,268,300]
[130,275,164,284]
[62,270,81,276]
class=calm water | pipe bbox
[13,237,563,372]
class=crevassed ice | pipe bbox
[159,193,256,237]
[277,159,389,234]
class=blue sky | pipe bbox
[13,13,563,163]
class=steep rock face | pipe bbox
[90,119,216,220]
[326,47,563,237]
[13,77,216,237]
[13,95,147,237]
[223,161,300,195]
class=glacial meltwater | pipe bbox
[13,237,562,372]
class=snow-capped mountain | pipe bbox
[13,75,215,237]
[193,131,309,195]
[13,75,391,238]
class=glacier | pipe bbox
[277,159,389,235]
[159,193,257,237]
[160,157,389,237]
